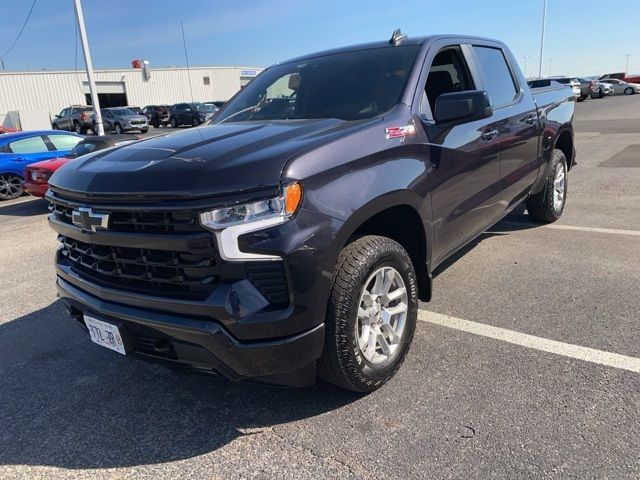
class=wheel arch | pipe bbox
[334,193,433,302]
[554,128,575,170]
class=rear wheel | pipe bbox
[192,116,199,127]
[140,128,148,134]
[0,174,24,200]
[318,235,417,392]
[624,87,634,95]
[52,123,59,130]
[170,118,177,128]
[73,121,85,134]
[526,149,567,223]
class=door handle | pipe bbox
[481,129,498,142]
[524,114,537,125]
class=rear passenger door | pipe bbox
[471,45,540,209]
[417,44,502,262]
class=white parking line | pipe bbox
[544,224,640,236]
[417,310,640,374]
[502,221,640,236]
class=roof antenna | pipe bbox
[389,29,407,46]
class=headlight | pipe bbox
[199,182,302,261]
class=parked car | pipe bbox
[0,130,81,200]
[92,107,149,134]
[125,106,145,116]
[48,33,575,391]
[209,101,226,108]
[575,78,597,100]
[143,105,171,127]
[169,102,217,127]
[544,77,583,100]
[51,105,94,134]
[591,81,614,98]
[23,135,139,197]
[599,72,640,84]
[598,78,639,95]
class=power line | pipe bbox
[0,0,38,62]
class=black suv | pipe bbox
[169,103,217,127]
[143,105,170,128]
[48,34,574,391]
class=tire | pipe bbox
[624,87,634,95]
[526,149,567,223]
[192,116,199,127]
[317,235,418,392]
[114,123,123,134]
[52,123,59,130]
[151,120,159,128]
[140,128,148,134]
[0,174,24,200]
[170,118,177,128]
[73,121,84,134]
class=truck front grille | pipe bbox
[59,235,218,300]
[50,203,203,233]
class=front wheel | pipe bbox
[526,149,567,223]
[170,118,177,128]
[318,235,418,392]
[624,87,634,95]
[140,128,148,134]
[114,123,123,134]
[0,174,24,200]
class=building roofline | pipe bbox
[0,65,264,76]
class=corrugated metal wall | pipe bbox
[0,66,262,119]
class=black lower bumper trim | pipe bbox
[57,276,324,385]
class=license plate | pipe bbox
[84,315,126,355]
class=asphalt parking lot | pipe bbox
[1,96,639,479]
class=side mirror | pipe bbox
[434,90,493,125]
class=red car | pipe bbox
[23,134,140,197]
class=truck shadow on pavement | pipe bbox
[0,197,49,217]
[0,300,360,469]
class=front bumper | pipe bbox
[58,275,325,386]
[23,180,48,197]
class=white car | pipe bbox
[592,82,614,98]
[599,78,640,95]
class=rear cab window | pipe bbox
[472,46,518,108]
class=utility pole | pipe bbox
[548,57,553,76]
[538,0,548,78]
[523,55,530,78]
[73,0,103,135]
[625,54,630,74]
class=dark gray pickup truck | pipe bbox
[48,32,575,392]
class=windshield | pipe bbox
[196,103,217,112]
[110,108,136,116]
[215,45,420,123]
[68,141,98,158]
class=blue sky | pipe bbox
[0,0,636,77]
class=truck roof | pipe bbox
[278,34,506,66]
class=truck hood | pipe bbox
[49,118,373,199]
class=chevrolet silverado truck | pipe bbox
[47,32,575,392]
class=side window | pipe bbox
[60,109,69,117]
[8,136,49,154]
[47,134,82,151]
[423,47,475,114]
[472,46,518,108]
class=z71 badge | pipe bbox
[385,125,416,139]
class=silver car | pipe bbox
[91,107,149,134]
[599,78,640,95]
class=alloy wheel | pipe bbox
[553,162,566,212]
[0,174,23,200]
[356,266,408,364]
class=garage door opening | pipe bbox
[85,93,128,108]
[83,81,128,108]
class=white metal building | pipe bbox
[0,65,262,128]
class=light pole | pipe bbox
[625,54,630,74]
[73,0,103,135]
[548,57,554,76]
[523,55,530,78]
[537,0,548,78]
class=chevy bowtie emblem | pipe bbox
[71,207,110,232]
[385,125,416,139]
